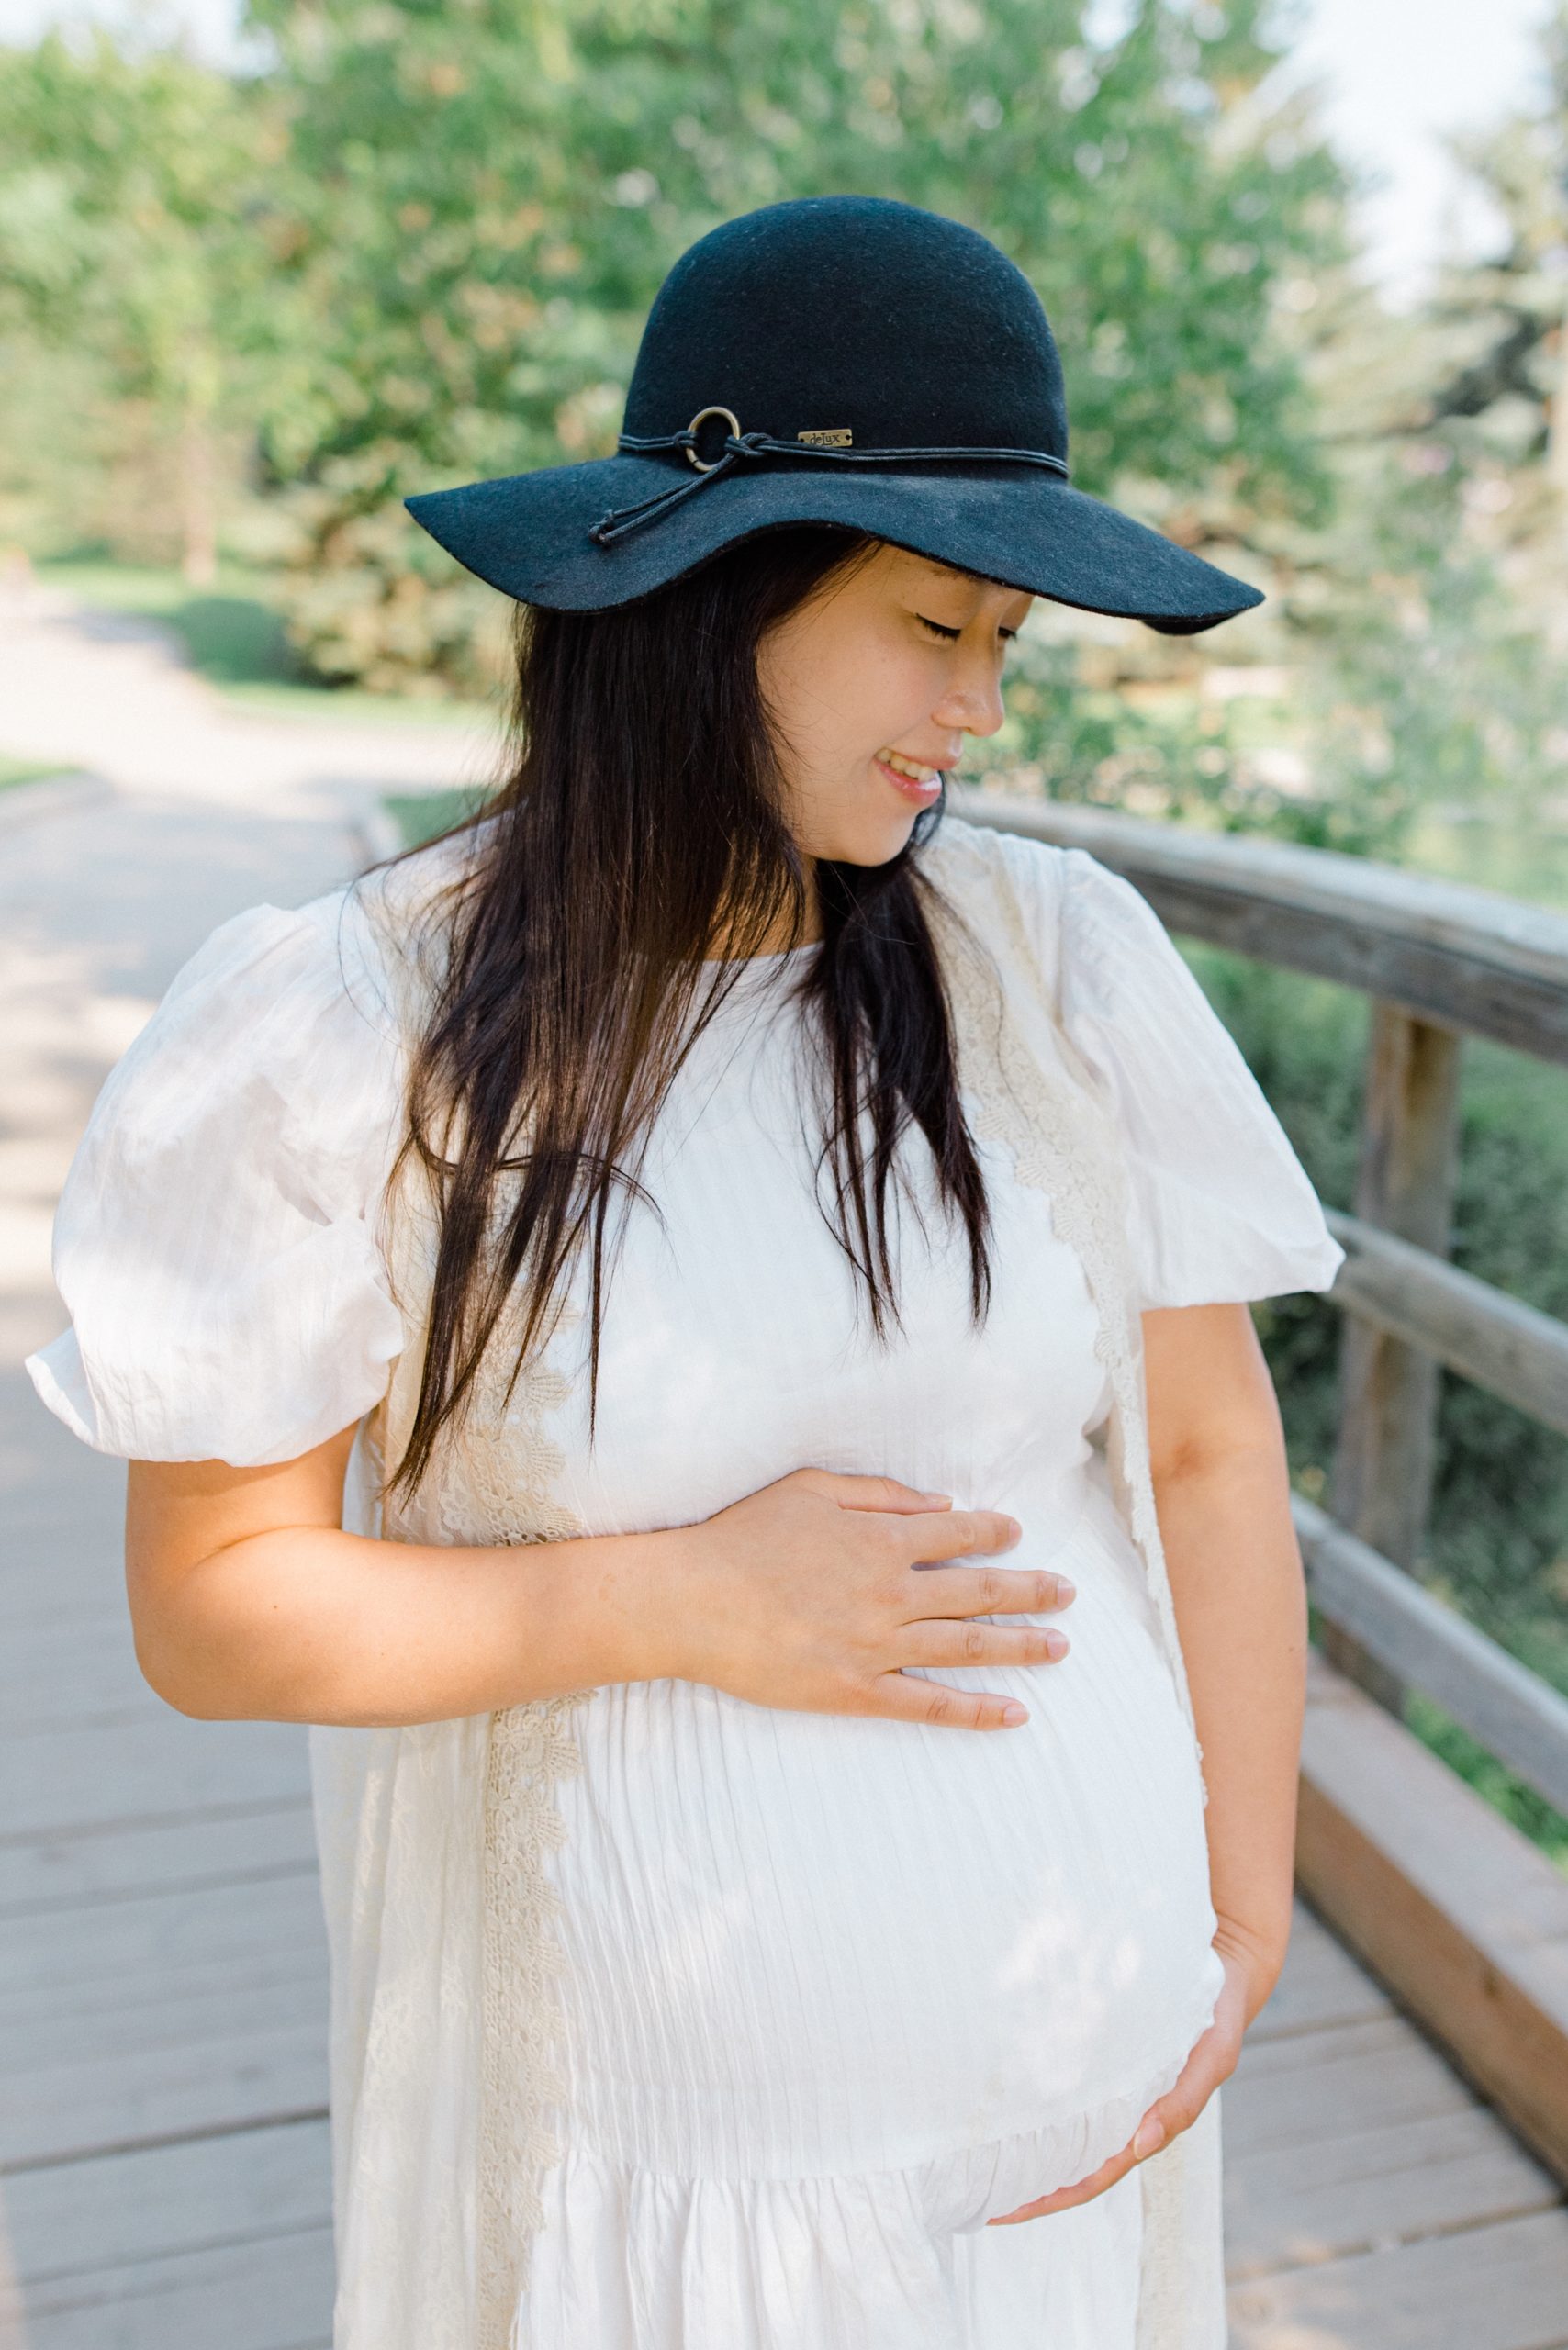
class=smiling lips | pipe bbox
[876,749,945,803]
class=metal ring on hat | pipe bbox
[685,407,740,471]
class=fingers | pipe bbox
[987,2081,1225,2226]
[901,1509,1023,1566]
[895,1620,1070,1670]
[787,1469,953,1515]
[987,2146,1135,2223]
[985,2132,1152,2225]
[865,1672,1031,1733]
[909,1560,1075,1616]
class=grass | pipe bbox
[37,557,490,728]
[0,754,74,791]
[383,786,496,850]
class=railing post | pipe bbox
[1327,1002,1463,1709]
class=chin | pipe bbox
[813,812,924,868]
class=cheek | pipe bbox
[823,643,939,758]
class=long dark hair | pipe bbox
[387,525,993,1498]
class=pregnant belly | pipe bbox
[541,1479,1223,2197]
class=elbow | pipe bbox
[127,1577,262,1719]
[130,1619,238,1719]
[1148,1425,1289,1501]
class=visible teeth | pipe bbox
[882,751,938,782]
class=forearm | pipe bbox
[135,1521,684,1728]
[1153,1441,1307,2011]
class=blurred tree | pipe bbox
[1423,6,1568,512]
[1005,0,1568,868]
[0,32,286,580]
[1250,7,1568,861]
[245,0,1349,689]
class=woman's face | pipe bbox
[756,540,1034,869]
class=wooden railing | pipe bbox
[954,788,1568,2173]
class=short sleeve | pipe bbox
[25,889,409,1465]
[1053,846,1345,1311]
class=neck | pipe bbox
[704,866,823,959]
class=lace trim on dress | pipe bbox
[458,1313,595,2350]
[362,865,596,2350]
[925,836,1202,1759]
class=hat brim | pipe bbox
[405,454,1261,634]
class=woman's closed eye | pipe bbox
[916,614,1019,644]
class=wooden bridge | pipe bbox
[4,782,1568,2347]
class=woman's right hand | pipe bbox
[655,1468,1075,1730]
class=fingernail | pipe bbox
[1133,2118,1165,2159]
[1045,1631,1069,1659]
[919,1490,951,1505]
[1001,1701,1028,1726]
[1056,1578,1077,1601]
[1004,1516,1022,1541]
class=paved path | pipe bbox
[2,588,1566,2347]
[0,583,472,2348]
[0,572,494,1306]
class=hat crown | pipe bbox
[622,196,1069,461]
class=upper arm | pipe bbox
[1142,1302,1287,1488]
[125,1423,360,1638]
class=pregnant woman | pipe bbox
[29,197,1343,2349]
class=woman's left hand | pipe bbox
[985,1929,1261,2227]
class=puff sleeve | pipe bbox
[1052,845,1345,1311]
[25,888,409,1466]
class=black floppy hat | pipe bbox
[406,194,1262,634]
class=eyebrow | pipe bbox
[914,555,1028,595]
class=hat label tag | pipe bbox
[796,427,853,446]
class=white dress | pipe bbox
[28,820,1343,2350]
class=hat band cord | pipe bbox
[588,429,1070,548]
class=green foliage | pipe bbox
[0,33,290,575]
[383,783,498,847]
[0,754,73,790]
[1274,434,1568,862]
[241,0,1346,688]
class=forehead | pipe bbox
[887,546,1032,606]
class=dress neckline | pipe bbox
[699,942,817,968]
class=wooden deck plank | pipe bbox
[0,1799,316,1918]
[0,2020,328,2172]
[1226,2104,1563,2277]
[1227,2206,1568,2349]
[1,1622,153,1732]
[2,1713,310,1839]
[0,1875,328,2167]
[0,2118,330,2284]
[3,1959,325,2083]
[0,1873,326,2003]
[1249,1902,1395,2040]
[0,2224,334,2350]
[1225,2017,1478,2157]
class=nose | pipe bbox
[931,647,1007,742]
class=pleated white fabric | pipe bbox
[27,822,1344,2350]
